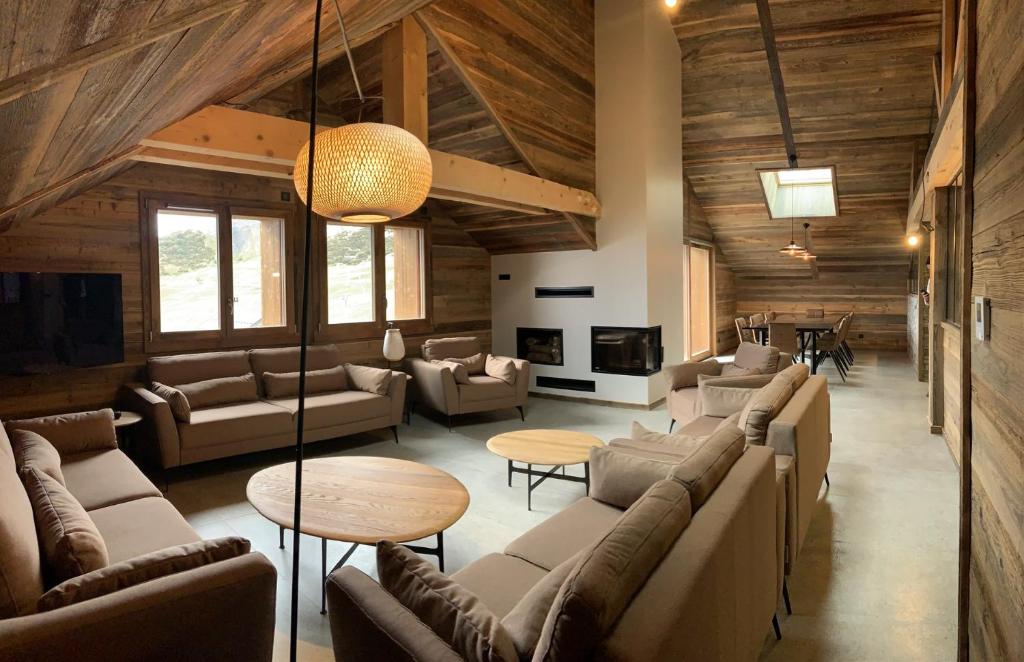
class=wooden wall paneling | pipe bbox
[0,162,490,420]
[968,0,1023,657]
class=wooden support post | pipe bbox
[382,17,428,142]
[941,0,957,101]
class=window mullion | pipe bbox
[219,204,233,339]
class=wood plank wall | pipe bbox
[735,267,910,350]
[968,0,1024,656]
[941,323,962,464]
[684,176,738,354]
[0,162,490,419]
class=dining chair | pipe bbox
[735,317,756,344]
[769,322,799,357]
[816,315,852,381]
[840,312,855,364]
[807,309,825,319]
[749,313,766,326]
[765,311,777,321]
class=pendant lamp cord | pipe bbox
[291,1,323,661]
[332,0,365,103]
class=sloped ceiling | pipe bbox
[675,0,941,276]
[0,0,432,226]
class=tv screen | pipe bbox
[0,272,124,376]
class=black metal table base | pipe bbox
[507,460,590,510]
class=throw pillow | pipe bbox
[713,411,742,434]
[345,364,392,396]
[446,352,487,375]
[37,537,250,611]
[377,541,518,662]
[534,480,692,661]
[177,374,259,410]
[629,421,691,447]
[22,468,108,583]
[262,365,349,399]
[150,382,191,423]
[484,355,516,385]
[502,552,582,659]
[432,360,471,385]
[721,363,762,377]
[698,382,757,418]
[10,429,64,485]
[669,424,745,509]
[588,446,675,509]
[737,374,795,446]
[5,409,117,456]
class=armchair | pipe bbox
[404,337,529,429]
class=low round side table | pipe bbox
[113,411,143,456]
[246,456,470,614]
[486,429,604,510]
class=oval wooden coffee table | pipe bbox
[486,429,604,510]
[246,456,469,614]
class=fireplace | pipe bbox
[517,327,564,366]
[591,326,662,376]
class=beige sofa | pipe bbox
[664,342,793,431]
[325,431,779,661]
[404,337,529,429]
[630,363,829,574]
[124,345,407,468]
[0,410,276,661]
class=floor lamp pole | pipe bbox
[291,1,323,660]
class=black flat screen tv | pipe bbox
[0,272,124,376]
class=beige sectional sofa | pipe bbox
[404,337,529,429]
[628,362,830,574]
[325,427,780,661]
[0,409,276,661]
[664,342,793,431]
[124,344,406,468]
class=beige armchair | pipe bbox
[664,342,793,431]
[404,337,529,429]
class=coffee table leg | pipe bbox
[403,531,446,572]
[507,459,512,487]
[527,464,532,511]
[584,462,590,495]
[322,540,360,615]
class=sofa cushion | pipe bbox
[23,467,109,584]
[248,344,343,382]
[630,421,692,445]
[663,360,722,390]
[345,364,392,396]
[433,360,471,384]
[484,355,516,385]
[450,553,548,619]
[459,376,515,403]
[62,450,162,511]
[733,342,781,373]
[698,372,776,390]
[422,337,482,362]
[504,498,622,571]
[150,382,191,422]
[377,541,518,662]
[720,363,762,377]
[502,552,580,660]
[88,496,201,564]
[533,480,692,662]
[608,437,702,463]
[445,352,487,375]
[266,391,390,429]
[676,414,723,438]
[698,381,757,418]
[589,446,674,509]
[262,365,349,399]
[177,401,295,450]
[37,537,250,612]
[147,350,251,386]
[178,374,259,409]
[10,429,64,485]
[669,425,745,509]
[714,411,743,433]
[774,362,810,393]
[738,373,796,446]
[0,427,44,617]
[5,408,117,456]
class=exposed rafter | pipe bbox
[755,0,798,168]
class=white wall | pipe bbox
[491,0,684,406]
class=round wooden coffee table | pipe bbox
[486,429,604,510]
[246,456,469,614]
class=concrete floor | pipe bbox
[165,351,958,661]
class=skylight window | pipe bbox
[757,166,838,219]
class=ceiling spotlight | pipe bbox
[907,234,921,247]
[665,0,678,7]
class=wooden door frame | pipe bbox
[684,240,715,361]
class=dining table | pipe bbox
[749,317,840,374]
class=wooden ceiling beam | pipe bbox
[415,8,598,250]
[906,73,964,234]
[382,16,428,142]
[755,0,798,168]
[139,105,601,218]
[0,1,246,106]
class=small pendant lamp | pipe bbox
[778,180,805,256]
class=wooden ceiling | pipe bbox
[242,0,597,253]
[0,0,431,226]
[675,0,942,275]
